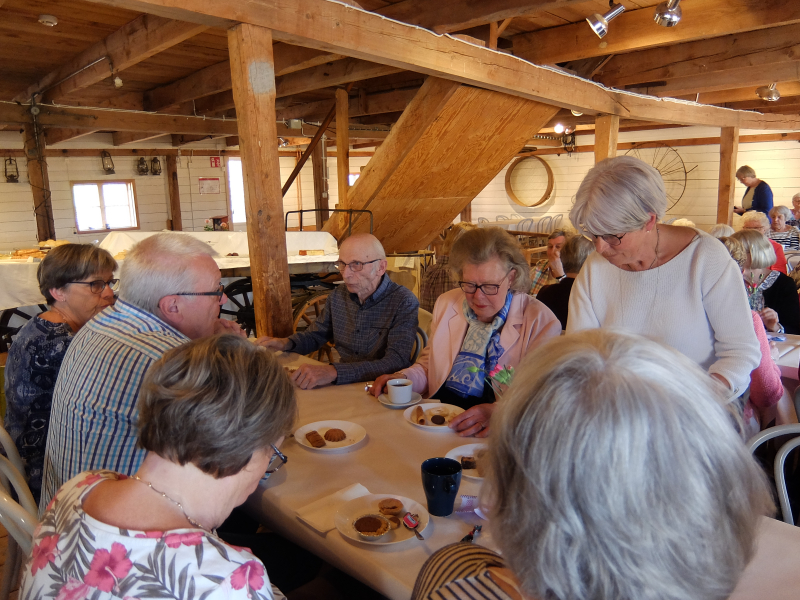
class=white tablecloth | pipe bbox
[774,334,800,380]
[244,352,487,600]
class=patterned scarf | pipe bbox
[746,269,779,312]
[445,292,513,398]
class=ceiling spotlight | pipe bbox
[554,123,565,134]
[38,14,58,26]
[563,126,575,135]
[571,109,583,117]
[653,0,681,27]
[278,137,289,147]
[756,83,780,102]
[586,2,626,39]
[114,77,123,88]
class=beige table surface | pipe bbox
[772,333,800,380]
[244,352,486,600]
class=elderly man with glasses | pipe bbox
[40,233,245,511]
[257,233,419,389]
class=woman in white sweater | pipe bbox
[566,156,760,396]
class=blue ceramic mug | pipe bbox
[421,457,462,516]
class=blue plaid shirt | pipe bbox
[40,300,188,513]
[288,275,419,384]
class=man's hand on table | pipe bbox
[449,403,496,438]
[255,336,291,351]
[213,318,247,338]
[291,364,338,389]
[369,373,406,397]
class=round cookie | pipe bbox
[324,428,347,442]
[378,497,404,515]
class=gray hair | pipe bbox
[740,210,770,229]
[486,329,773,600]
[736,165,756,179]
[119,233,218,315]
[671,217,696,228]
[560,235,593,274]
[38,244,117,305]
[138,334,297,478]
[731,229,776,270]
[793,192,800,204]
[770,205,793,220]
[449,227,531,292]
[570,156,666,236]
[548,229,568,241]
[709,224,735,238]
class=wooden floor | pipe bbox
[0,521,21,600]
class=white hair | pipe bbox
[740,210,770,229]
[731,229,776,270]
[486,329,773,600]
[570,156,666,236]
[119,233,218,315]
[671,217,696,227]
[769,205,793,220]
[709,223,735,238]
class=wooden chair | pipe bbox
[476,217,489,224]
[410,326,428,363]
[495,215,508,220]
[537,215,552,233]
[552,214,563,231]
[517,218,534,232]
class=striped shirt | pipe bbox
[40,300,188,513]
[768,227,800,251]
[412,543,521,600]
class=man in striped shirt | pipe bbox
[40,233,244,512]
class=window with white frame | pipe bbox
[71,180,139,233]
[227,158,247,223]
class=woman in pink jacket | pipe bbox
[372,228,561,437]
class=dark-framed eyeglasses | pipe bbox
[68,278,119,294]
[265,444,288,475]
[172,283,225,298]
[582,232,627,246]
[458,272,511,296]
[333,259,380,272]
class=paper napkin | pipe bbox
[295,483,370,533]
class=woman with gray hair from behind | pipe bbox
[567,155,760,398]
[413,329,798,600]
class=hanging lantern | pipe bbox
[4,157,19,183]
[101,150,115,174]
[136,157,149,176]
[150,156,162,176]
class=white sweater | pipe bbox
[566,230,760,394]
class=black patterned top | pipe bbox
[3,315,72,503]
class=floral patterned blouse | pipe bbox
[20,470,285,600]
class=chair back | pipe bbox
[552,214,563,230]
[538,215,552,233]
[748,423,800,525]
[496,215,508,220]
[517,218,534,232]
[410,326,429,363]
[418,308,433,338]
[477,217,488,224]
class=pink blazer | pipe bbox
[403,289,562,397]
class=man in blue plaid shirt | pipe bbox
[257,233,418,389]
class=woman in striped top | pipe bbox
[767,205,800,251]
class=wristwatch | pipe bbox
[556,274,568,282]
[775,323,785,334]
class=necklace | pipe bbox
[131,475,215,534]
[647,226,661,270]
[48,305,77,331]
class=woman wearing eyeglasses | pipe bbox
[371,227,561,437]
[4,243,116,503]
[567,156,760,398]
[22,334,296,600]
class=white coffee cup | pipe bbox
[387,378,413,404]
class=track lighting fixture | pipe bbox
[653,0,681,26]
[755,83,780,102]
[586,1,626,39]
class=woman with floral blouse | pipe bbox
[20,334,297,600]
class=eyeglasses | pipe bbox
[458,272,511,296]
[172,284,225,298]
[582,232,627,246]
[68,278,119,294]
[334,259,380,272]
[263,444,288,478]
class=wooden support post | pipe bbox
[22,123,55,241]
[488,22,499,50]
[336,87,350,210]
[228,23,293,338]
[594,115,619,163]
[717,126,740,226]
[166,155,182,231]
[311,137,329,229]
[460,203,472,222]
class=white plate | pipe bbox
[378,392,422,409]
[334,494,430,545]
[294,420,366,452]
[403,403,465,432]
[445,443,488,480]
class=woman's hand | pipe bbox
[369,373,405,397]
[449,403,496,438]
[758,308,780,332]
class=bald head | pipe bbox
[340,233,386,261]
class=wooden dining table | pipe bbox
[244,351,487,600]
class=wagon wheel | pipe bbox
[625,142,689,211]
[220,278,256,338]
[292,291,333,364]
[0,305,47,352]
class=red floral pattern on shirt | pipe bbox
[30,534,59,574]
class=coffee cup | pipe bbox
[421,457,462,516]
[386,378,413,404]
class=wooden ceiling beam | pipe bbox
[680,82,800,105]
[276,87,418,121]
[13,15,206,104]
[597,23,800,89]
[80,0,800,130]
[275,58,401,98]
[113,131,168,145]
[44,128,99,145]
[512,0,800,65]
[643,61,800,97]
[375,0,583,34]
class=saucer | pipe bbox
[378,392,422,409]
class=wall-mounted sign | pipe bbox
[199,177,221,194]
[210,157,221,168]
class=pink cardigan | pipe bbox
[402,289,562,397]
[747,310,783,418]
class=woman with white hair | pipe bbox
[731,229,800,335]
[740,210,788,274]
[413,329,797,600]
[789,192,800,226]
[566,156,760,396]
[734,165,773,216]
[768,205,800,250]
